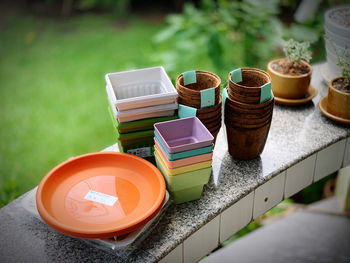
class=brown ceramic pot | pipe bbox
[267,58,312,99]
[228,68,271,104]
[327,77,350,119]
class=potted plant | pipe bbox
[326,50,350,120]
[267,39,312,99]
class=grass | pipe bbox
[0,14,173,207]
[0,12,222,207]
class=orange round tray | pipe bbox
[36,152,165,239]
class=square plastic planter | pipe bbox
[117,134,154,147]
[106,66,178,111]
[154,117,214,153]
[170,185,204,204]
[155,151,212,192]
[154,143,213,169]
[106,85,178,123]
[155,147,212,175]
[154,135,213,161]
[117,140,155,164]
[107,104,177,134]
[116,103,178,123]
[116,129,154,141]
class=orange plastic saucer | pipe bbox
[36,152,165,239]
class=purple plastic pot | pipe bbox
[154,117,214,153]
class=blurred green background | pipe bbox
[0,0,341,207]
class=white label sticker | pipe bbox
[84,190,118,206]
[127,147,152,158]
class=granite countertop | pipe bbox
[0,64,349,263]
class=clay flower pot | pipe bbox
[228,68,271,104]
[267,58,312,99]
[176,71,221,109]
[327,77,350,119]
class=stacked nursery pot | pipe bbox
[176,70,222,141]
[106,66,178,163]
[224,68,274,160]
[324,5,350,80]
[153,117,214,204]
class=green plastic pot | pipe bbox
[117,140,155,164]
[155,153,212,192]
[170,185,204,204]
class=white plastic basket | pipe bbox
[105,66,178,111]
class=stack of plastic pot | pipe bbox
[224,68,274,160]
[153,117,214,204]
[106,66,178,163]
[176,70,222,142]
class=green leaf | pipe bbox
[208,32,224,70]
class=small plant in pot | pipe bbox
[326,49,350,120]
[267,39,313,99]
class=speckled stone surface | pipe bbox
[0,64,349,263]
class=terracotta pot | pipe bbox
[327,77,350,119]
[228,68,271,104]
[225,120,271,160]
[267,58,312,99]
[176,70,221,109]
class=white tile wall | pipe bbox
[184,216,220,263]
[219,192,254,243]
[159,244,183,263]
[253,172,286,219]
[343,138,350,168]
[285,154,317,198]
[164,138,350,262]
[314,139,346,182]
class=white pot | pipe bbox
[325,38,349,57]
[326,51,342,79]
[105,66,178,111]
[325,5,350,39]
[325,25,350,50]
